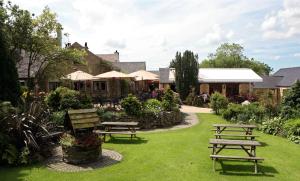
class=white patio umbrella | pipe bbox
[129,70,159,81]
[65,70,95,81]
[95,70,134,79]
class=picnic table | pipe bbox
[209,138,264,173]
[94,122,139,141]
[212,124,257,135]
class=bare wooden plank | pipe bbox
[72,123,97,129]
[71,117,99,124]
[93,130,135,135]
[209,139,261,146]
[208,146,251,150]
[101,122,139,126]
[69,113,98,120]
[68,108,97,114]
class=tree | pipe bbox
[4,3,84,92]
[170,50,199,100]
[210,92,228,115]
[200,43,272,75]
[0,1,20,105]
[280,80,300,120]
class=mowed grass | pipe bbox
[1,113,299,181]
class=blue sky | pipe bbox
[12,0,300,72]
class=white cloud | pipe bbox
[105,39,126,49]
[294,53,300,57]
[272,55,281,60]
[205,24,234,45]
[261,0,300,39]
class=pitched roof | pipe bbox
[198,68,262,83]
[148,70,160,76]
[273,67,300,87]
[253,76,283,88]
[159,68,175,83]
[96,54,118,62]
[112,62,146,74]
[159,68,263,83]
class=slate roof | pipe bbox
[159,68,175,83]
[96,54,118,62]
[112,62,146,74]
[148,70,160,76]
[17,50,44,79]
[273,67,300,87]
[253,76,283,88]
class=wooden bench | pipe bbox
[214,134,259,140]
[210,155,264,173]
[211,129,246,132]
[93,130,136,141]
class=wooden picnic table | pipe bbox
[212,124,257,135]
[101,121,139,132]
[94,122,139,141]
[209,138,264,173]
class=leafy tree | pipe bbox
[280,80,300,120]
[0,1,20,105]
[200,43,272,75]
[170,50,199,100]
[4,3,84,92]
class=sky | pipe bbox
[11,0,300,72]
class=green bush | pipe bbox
[143,99,163,118]
[222,103,243,122]
[210,92,228,115]
[50,111,66,126]
[222,102,265,124]
[121,94,142,116]
[45,87,92,111]
[262,117,286,136]
[60,94,81,110]
[280,80,300,120]
[284,119,300,144]
[144,99,162,112]
[162,88,177,111]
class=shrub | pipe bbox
[222,102,265,124]
[0,101,52,165]
[162,88,177,111]
[185,88,203,107]
[121,94,142,116]
[210,92,228,115]
[284,119,300,144]
[262,117,286,136]
[144,99,163,112]
[60,94,81,110]
[45,87,92,111]
[50,111,66,126]
[143,99,163,118]
[280,80,300,120]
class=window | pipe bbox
[49,82,60,91]
[93,81,106,91]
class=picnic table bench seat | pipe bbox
[109,127,140,130]
[211,129,249,132]
[214,133,259,140]
[210,155,264,173]
[93,130,137,141]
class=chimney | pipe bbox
[84,42,88,49]
[114,50,119,62]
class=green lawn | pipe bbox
[1,113,299,181]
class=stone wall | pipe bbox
[200,84,209,94]
[110,111,184,129]
[239,83,250,96]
